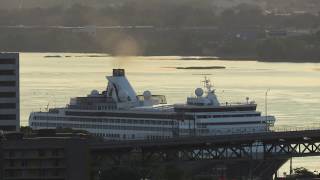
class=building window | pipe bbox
[52,149,59,156]
[38,150,45,157]
[53,169,60,176]
[0,81,16,86]
[0,103,16,109]
[21,160,28,167]
[9,151,15,157]
[0,58,16,64]
[20,151,26,158]
[53,159,60,167]
[0,114,16,120]
[0,126,16,130]
[39,170,47,177]
[0,70,15,75]
[9,160,15,167]
[0,58,15,64]
[0,92,16,97]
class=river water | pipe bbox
[20,53,320,174]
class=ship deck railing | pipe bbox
[270,124,320,132]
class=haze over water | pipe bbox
[20,53,320,174]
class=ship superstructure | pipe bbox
[29,69,275,140]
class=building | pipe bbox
[0,134,90,180]
[0,53,19,131]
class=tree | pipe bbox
[256,39,287,60]
[293,167,316,178]
[286,167,318,179]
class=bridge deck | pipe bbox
[90,129,320,180]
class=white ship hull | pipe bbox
[29,69,276,140]
[29,110,275,140]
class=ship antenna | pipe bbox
[45,103,49,111]
[51,95,56,107]
[202,76,214,93]
[46,102,50,129]
[265,89,270,124]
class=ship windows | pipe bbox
[32,122,174,132]
[65,111,177,119]
[97,105,116,110]
[147,135,169,140]
[104,133,120,138]
[196,113,260,119]
[31,117,176,132]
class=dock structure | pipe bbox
[91,129,320,179]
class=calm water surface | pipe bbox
[20,53,320,174]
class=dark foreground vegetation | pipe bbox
[282,167,320,180]
[1,1,320,62]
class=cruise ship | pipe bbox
[29,69,275,140]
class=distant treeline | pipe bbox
[0,2,320,62]
[1,2,319,27]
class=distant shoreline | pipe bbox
[216,56,320,63]
[17,51,320,63]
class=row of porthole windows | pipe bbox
[33,116,174,126]
[94,133,171,140]
[31,122,173,132]
[196,113,260,119]
[94,133,121,138]
[97,106,116,110]
[209,127,262,134]
[147,135,171,140]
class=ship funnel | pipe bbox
[113,69,125,77]
[106,69,138,105]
